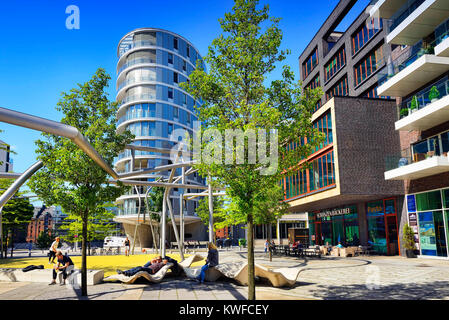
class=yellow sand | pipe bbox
[0,254,205,277]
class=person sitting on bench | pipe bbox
[49,251,74,286]
[116,256,168,276]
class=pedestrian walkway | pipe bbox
[1,250,449,300]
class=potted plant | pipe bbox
[429,86,440,103]
[410,96,419,113]
[403,224,417,258]
[400,107,409,118]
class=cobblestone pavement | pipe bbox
[1,249,449,300]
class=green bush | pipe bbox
[400,108,409,118]
[429,86,440,101]
[238,238,247,247]
[410,96,419,110]
[402,224,416,251]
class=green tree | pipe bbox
[35,230,53,252]
[181,0,323,300]
[59,205,117,255]
[28,68,134,296]
[196,195,225,235]
[0,179,34,258]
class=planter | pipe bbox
[431,99,438,103]
[406,249,417,258]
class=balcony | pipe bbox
[117,76,156,92]
[385,133,449,180]
[396,78,449,131]
[117,109,157,126]
[386,0,449,45]
[435,30,449,57]
[369,0,409,19]
[119,40,157,58]
[117,57,156,76]
[377,45,449,97]
[118,94,156,108]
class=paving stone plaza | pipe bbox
[1,248,449,300]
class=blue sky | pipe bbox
[0,0,370,174]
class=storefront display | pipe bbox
[406,188,449,257]
[309,205,359,246]
[366,198,399,255]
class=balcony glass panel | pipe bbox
[388,0,426,34]
[397,77,449,119]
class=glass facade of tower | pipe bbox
[114,28,206,219]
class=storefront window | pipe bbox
[416,190,442,211]
[332,215,344,245]
[443,189,449,208]
[366,199,398,255]
[367,216,387,254]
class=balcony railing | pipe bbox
[119,94,156,107]
[386,134,449,171]
[387,0,426,34]
[378,41,435,85]
[119,40,157,58]
[117,110,157,126]
[118,57,156,75]
[117,76,157,92]
[397,78,449,119]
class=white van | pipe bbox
[103,236,127,248]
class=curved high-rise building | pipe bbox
[114,28,207,247]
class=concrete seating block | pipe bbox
[0,268,104,285]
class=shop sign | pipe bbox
[316,207,351,219]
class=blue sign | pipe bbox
[407,195,416,212]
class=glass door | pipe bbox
[386,215,399,255]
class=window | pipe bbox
[351,17,383,56]
[186,45,190,57]
[174,37,178,50]
[354,45,384,86]
[174,72,179,84]
[363,84,390,100]
[168,123,173,135]
[168,53,173,65]
[168,88,173,100]
[302,47,318,79]
[324,47,346,82]
[312,111,333,152]
[326,76,348,101]
[183,93,187,105]
[173,106,179,119]
[305,74,321,112]
[182,60,187,72]
[186,112,191,124]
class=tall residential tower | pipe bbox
[114,28,207,247]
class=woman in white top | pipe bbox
[48,237,60,264]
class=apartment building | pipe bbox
[373,0,449,258]
[280,0,405,255]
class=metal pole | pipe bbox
[161,191,167,257]
[180,166,185,257]
[131,185,141,255]
[0,207,3,259]
[166,195,183,261]
[208,176,214,244]
[0,160,43,259]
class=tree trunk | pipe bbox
[247,213,255,300]
[267,223,272,262]
[88,241,91,256]
[10,229,14,258]
[81,211,88,296]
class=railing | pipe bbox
[387,0,426,34]
[397,78,449,119]
[117,76,157,92]
[119,40,157,58]
[435,29,449,47]
[119,94,156,107]
[117,57,156,75]
[378,41,434,85]
[117,110,157,126]
[386,136,449,171]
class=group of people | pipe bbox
[44,236,220,286]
